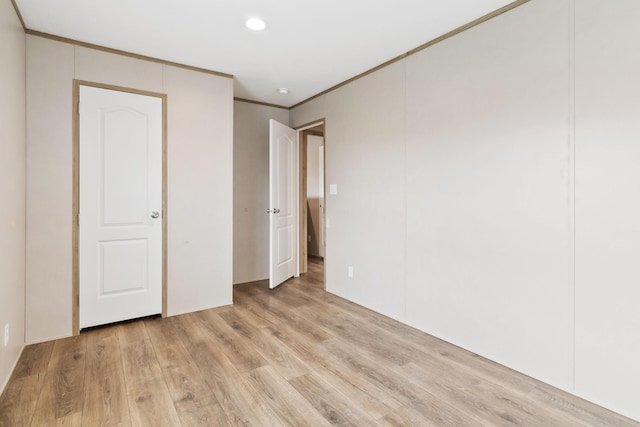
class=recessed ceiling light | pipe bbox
[245,18,267,31]
[277,88,290,95]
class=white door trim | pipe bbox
[296,121,325,132]
[295,119,326,288]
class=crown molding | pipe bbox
[25,29,233,79]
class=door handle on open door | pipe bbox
[151,211,160,219]
[267,209,281,214]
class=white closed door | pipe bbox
[79,85,163,329]
[269,119,297,289]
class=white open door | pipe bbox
[269,119,297,289]
[79,85,163,329]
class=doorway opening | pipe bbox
[297,121,326,289]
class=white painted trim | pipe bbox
[26,332,73,345]
[296,121,324,132]
[294,120,326,280]
[295,130,301,278]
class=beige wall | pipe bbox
[26,35,233,342]
[291,0,640,421]
[404,0,571,387]
[233,101,289,284]
[574,0,640,417]
[0,1,26,394]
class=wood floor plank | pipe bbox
[144,316,192,370]
[30,335,87,425]
[196,310,268,373]
[10,341,54,380]
[51,336,87,419]
[82,333,130,427]
[295,304,418,366]
[231,295,288,327]
[242,365,331,427]
[266,321,404,414]
[115,319,149,346]
[278,310,332,344]
[266,284,314,308]
[394,360,577,427]
[284,280,337,306]
[219,310,311,380]
[37,411,83,427]
[266,322,398,419]
[0,373,45,427]
[289,372,381,426]
[217,309,260,340]
[529,384,640,427]
[379,404,440,427]
[120,339,181,427]
[231,302,278,328]
[318,338,481,426]
[175,313,281,425]
[234,284,298,324]
[194,347,282,426]
[162,363,228,426]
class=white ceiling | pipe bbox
[15,0,519,107]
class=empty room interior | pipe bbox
[2,0,640,425]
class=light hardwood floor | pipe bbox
[1,258,638,426]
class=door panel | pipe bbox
[269,119,297,288]
[278,226,293,264]
[102,109,148,225]
[100,240,148,295]
[79,85,163,329]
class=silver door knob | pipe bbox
[151,211,160,219]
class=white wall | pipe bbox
[291,0,640,421]
[26,35,233,342]
[0,1,26,394]
[574,0,640,417]
[405,0,572,388]
[301,61,409,322]
[233,101,289,284]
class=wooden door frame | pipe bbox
[296,119,326,284]
[72,80,168,335]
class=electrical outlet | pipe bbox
[3,324,8,347]
[348,266,354,278]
